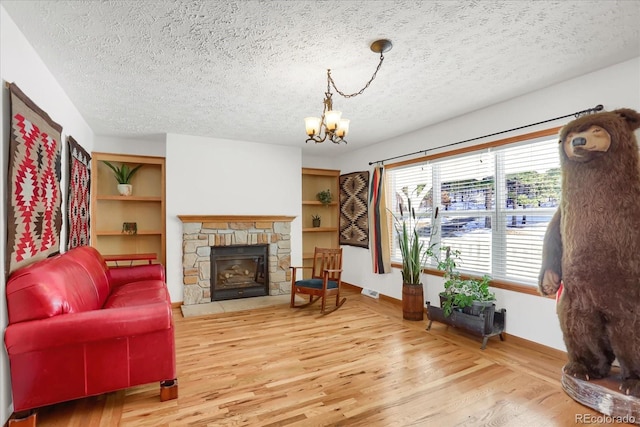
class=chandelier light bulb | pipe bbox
[336,119,350,138]
[325,110,342,131]
[304,117,321,136]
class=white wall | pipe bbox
[94,135,166,157]
[332,57,640,351]
[0,6,94,423]
[165,134,302,303]
[301,154,338,170]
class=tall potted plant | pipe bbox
[391,201,437,320]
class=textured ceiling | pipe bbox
[3,0,640,156]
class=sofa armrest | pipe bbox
[107,264,165,288]
[4,302,173,355]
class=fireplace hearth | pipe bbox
[210,244,269,301]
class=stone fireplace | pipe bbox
[179,215,295,305]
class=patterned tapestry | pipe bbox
[6,83,63,275]
[339,171,370,248]
[66,136,91,249]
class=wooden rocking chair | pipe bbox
[290,247,346,314]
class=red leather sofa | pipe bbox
[4,246,177,420]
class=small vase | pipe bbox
[117,184,132,196]
[312,218,321,227]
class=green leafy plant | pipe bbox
[390,199,437,285]
[102,161,143,184]
[316,189,333,205]
[438,246,494,316]
[312,214,321,221]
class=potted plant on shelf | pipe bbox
[312,214,321,228]
[316,189,333,205]
[102,161,143,196]
[391,200,437,321]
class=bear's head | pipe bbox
[559,108,640,164]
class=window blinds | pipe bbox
[387,137,562,286]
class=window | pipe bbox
[386,131,562,287]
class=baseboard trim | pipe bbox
[343,281,402,306]
[341,282,361,292]
[379,293,402,306]
[502,333,567,359]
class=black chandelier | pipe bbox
[304,39,393,144]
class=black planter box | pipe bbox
[426,301,506,349]
[437,295,496,334]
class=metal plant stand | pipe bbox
[426,301,506,350]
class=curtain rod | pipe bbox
[368,104,603,166]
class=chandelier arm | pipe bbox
[306,134,327,143]
[328,52,385,99]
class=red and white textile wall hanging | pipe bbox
[6,83,63,275]
[66,136,91,249]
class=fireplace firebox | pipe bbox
[210,244,269,301]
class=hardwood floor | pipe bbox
[31,289,611,426]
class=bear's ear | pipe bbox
[613,108,640,131]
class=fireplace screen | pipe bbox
[210,244,269,301]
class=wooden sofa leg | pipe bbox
[8,410,36,427]
[160,379,178,401]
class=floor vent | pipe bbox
[361,288,379,299]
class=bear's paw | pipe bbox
[619,378,640,397]
[564,361,609,381]
[540,269,561,295]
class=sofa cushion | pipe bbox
[107,264,165,288]
[103,280,169,309]
[64,246,111,303]
[6,255,102,323]
[109,279,164,296]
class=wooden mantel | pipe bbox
[178,215,296,223]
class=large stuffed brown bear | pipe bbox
[538,108,640,397]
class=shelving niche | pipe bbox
[91,152,166,266]
[302,168,340,278]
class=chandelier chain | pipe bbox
[327,53,385,99]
